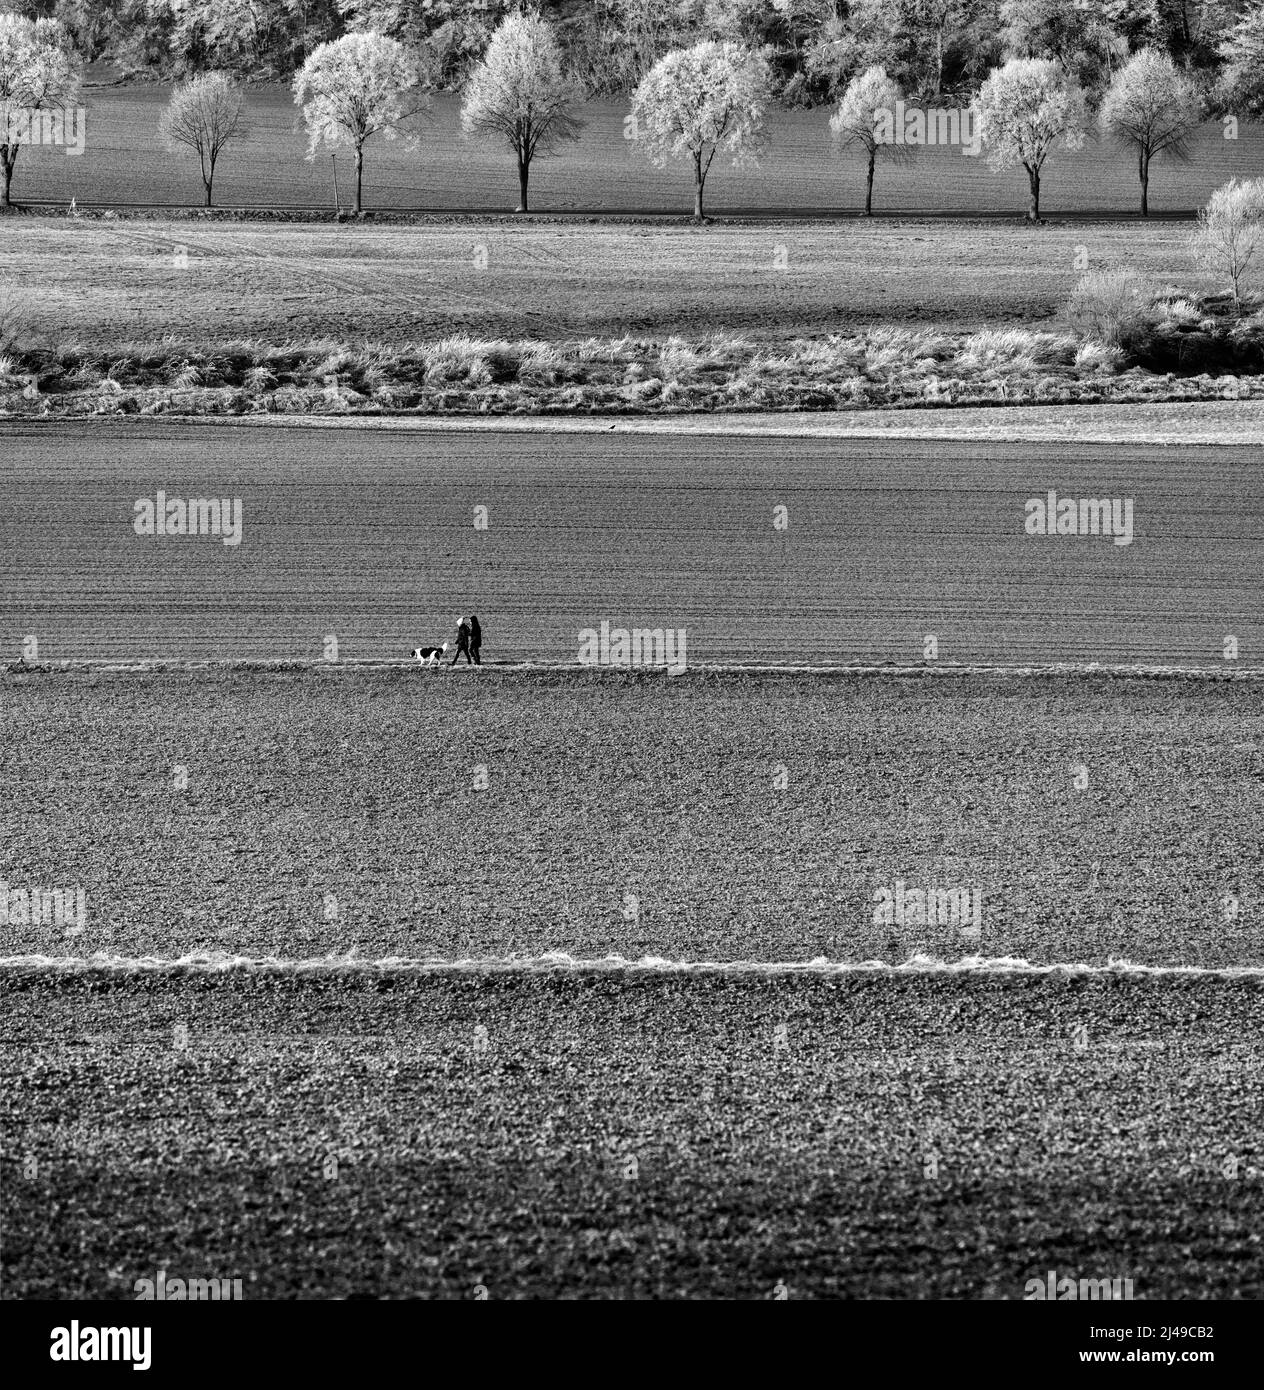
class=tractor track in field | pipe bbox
[79,220,559,336]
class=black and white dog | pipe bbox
[412,642,448,667]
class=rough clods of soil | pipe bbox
[3,965,1261,1299]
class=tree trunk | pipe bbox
[205,165,214,208]
[866,149,875,216]
[1139,151,1149,218]
[693,148,704,220]
[1027,164,1040,222]
[1,147,16,207]
[354,144,364,215]
[517,156,529,213]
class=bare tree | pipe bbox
[159,72,248,208]
[293,31,430,215]
[0,14,81,208]
[1100,48,1201,218]
[461,11,583,214]
[1194,177,1264,309]
[976,56,1086,221]
[829,64,911,216]
[630,39,772,220]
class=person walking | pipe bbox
[469,614,482,666]
[451,616,473,665]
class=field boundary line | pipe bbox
[140,405,1264,446]
[14,204,1205,224]
[10,404,1263,445]
[2,951,1262,979]
[7,660,1263,680]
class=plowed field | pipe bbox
[3,424,1260,666]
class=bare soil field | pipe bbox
[3,964,1261,1299]
[2,424,1258,666]
[0,216,1216,343]
[1,669,1259,967]
[10,87,1263,217]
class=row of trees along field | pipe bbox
[3,4,1264,217]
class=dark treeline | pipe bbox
[5,1,1264,112]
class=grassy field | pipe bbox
[10,86,1264,217]
[0,216,1217,344]
[4,964,1261,1299]
[2,424,1259,665]
[2,207,1251,419]
[2,669,1260,968]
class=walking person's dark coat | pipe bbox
[469,614,482,666]
[451,616,472,665]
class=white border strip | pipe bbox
[11,402,1264,445]
[2,951,1262,979]
[154,404,1264,446]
